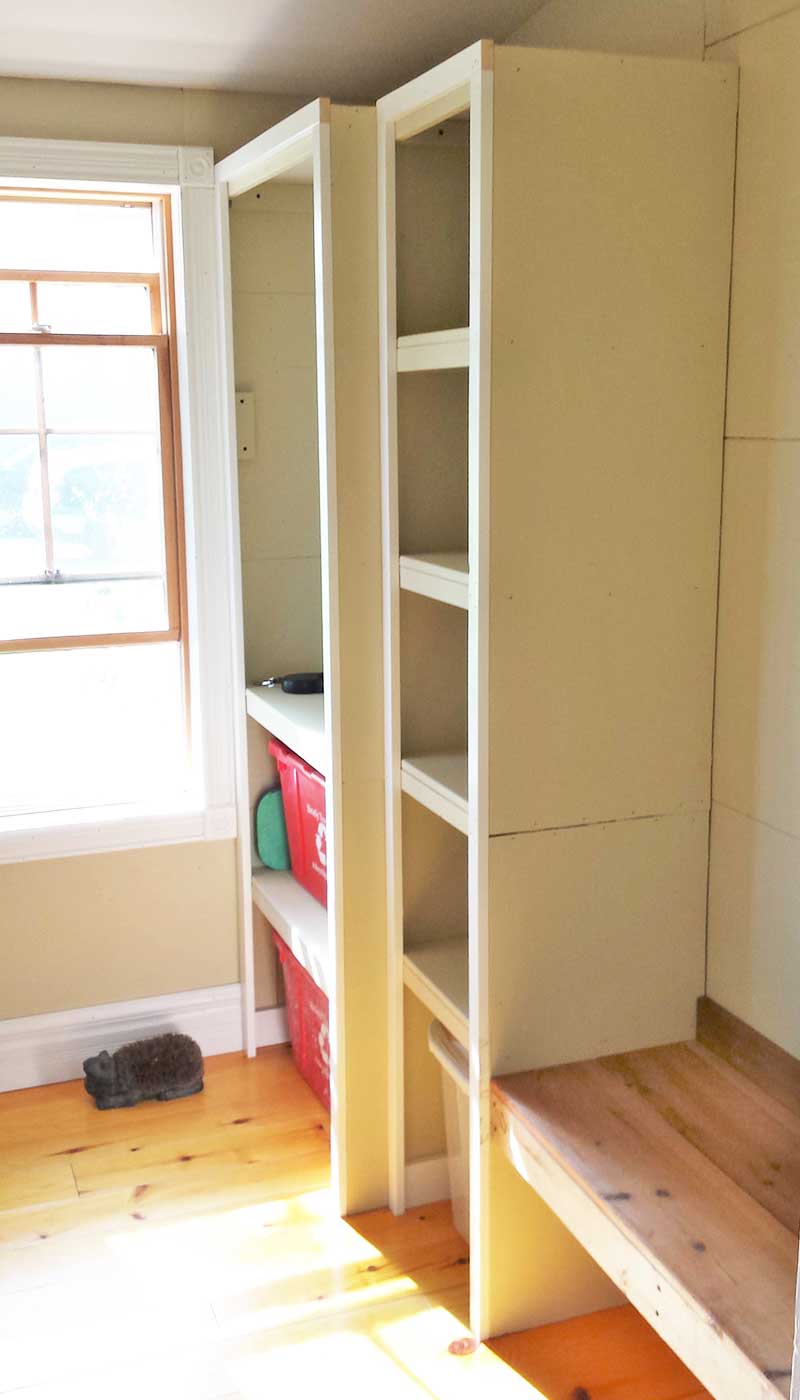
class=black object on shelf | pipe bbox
[258,673,324,695]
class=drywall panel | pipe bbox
[708,803,800,1058]
[489,812,708,1075]
[489,47,736,835]
[230,185,322,687]
[398,370,468,558]
[402,796,468,947]
[253,904,281,1008]
[713,439,800,838]
[241,557,323,683]
[0,841,239,1019]
[237,367,319,564]
[711,8,800,438]
[404,986,447,1162]
[486,1136,622,1337]
[395,131,469,337]
[706,0,800,46]
[506,0,705,58]
[400,592,467,758]
[0,75,302,157]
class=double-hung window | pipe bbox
[0,191,191,827]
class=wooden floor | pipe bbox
[0,1044,709,1399]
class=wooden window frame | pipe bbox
[0,193,186,655]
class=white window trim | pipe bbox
[0,138,238,862]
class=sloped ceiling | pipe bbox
[0,0,540,98]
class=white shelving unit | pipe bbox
[245,687,326,774]
[216,97,389,1216]
[379,37,739,1365]
[399,553,468,609]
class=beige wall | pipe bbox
[706,4,800,1056]
[0,74,308,1023]
[0,75,305,157]
[0,842,239,1019]
[507,0,705,58]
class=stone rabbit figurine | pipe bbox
[83,1032,204,1109]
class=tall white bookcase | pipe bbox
[378,39,737,1346]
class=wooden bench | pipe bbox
[492,999,800,1400]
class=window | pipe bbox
[0,190,193,827]
[0,192,184,650]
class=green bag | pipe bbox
[255,787,291,870]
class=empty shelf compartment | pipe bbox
[492,1037,800,1400]
[403,939,468,1047]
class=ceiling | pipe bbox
[0,0,541,100]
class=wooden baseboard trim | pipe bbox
[0,984,288,1093]
[697,995,800,1116]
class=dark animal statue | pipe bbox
[83,1032,204,1109]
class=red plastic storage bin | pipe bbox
[268,738,327,906]
[274,932,330,1111]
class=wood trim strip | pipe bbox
[0,628,179,653]
[697,996,800,1117]
[0,332,164,346]
[0,269,159,285]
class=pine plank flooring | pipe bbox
[0,1044,709,1398]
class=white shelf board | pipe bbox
[397,327,469,372]
[400,752,468,833]
[403,939,468,1048]
[252,869,330,996]
[245,686,326,775]
[399,552,468,609]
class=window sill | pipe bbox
[0,799,237,864]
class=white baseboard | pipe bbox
[255,1004,289,1047]
[0,984,289,1093]
[405,1154,451,1208]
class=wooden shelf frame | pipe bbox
[492,1003,800,1400]
[218,96,389,1217]
[378,39,493,1338]
[381,37,738,1360]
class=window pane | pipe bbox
[37,281,153,334]
[0,577,168,642]
[0,643,187,815]
[0,201,156,273]
[0,281,32,330]
[49,433,166,576]
[0,437,44,580]
[0,347,36,428]
[41,346,160,432]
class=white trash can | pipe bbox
[428,1019,470,1242]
